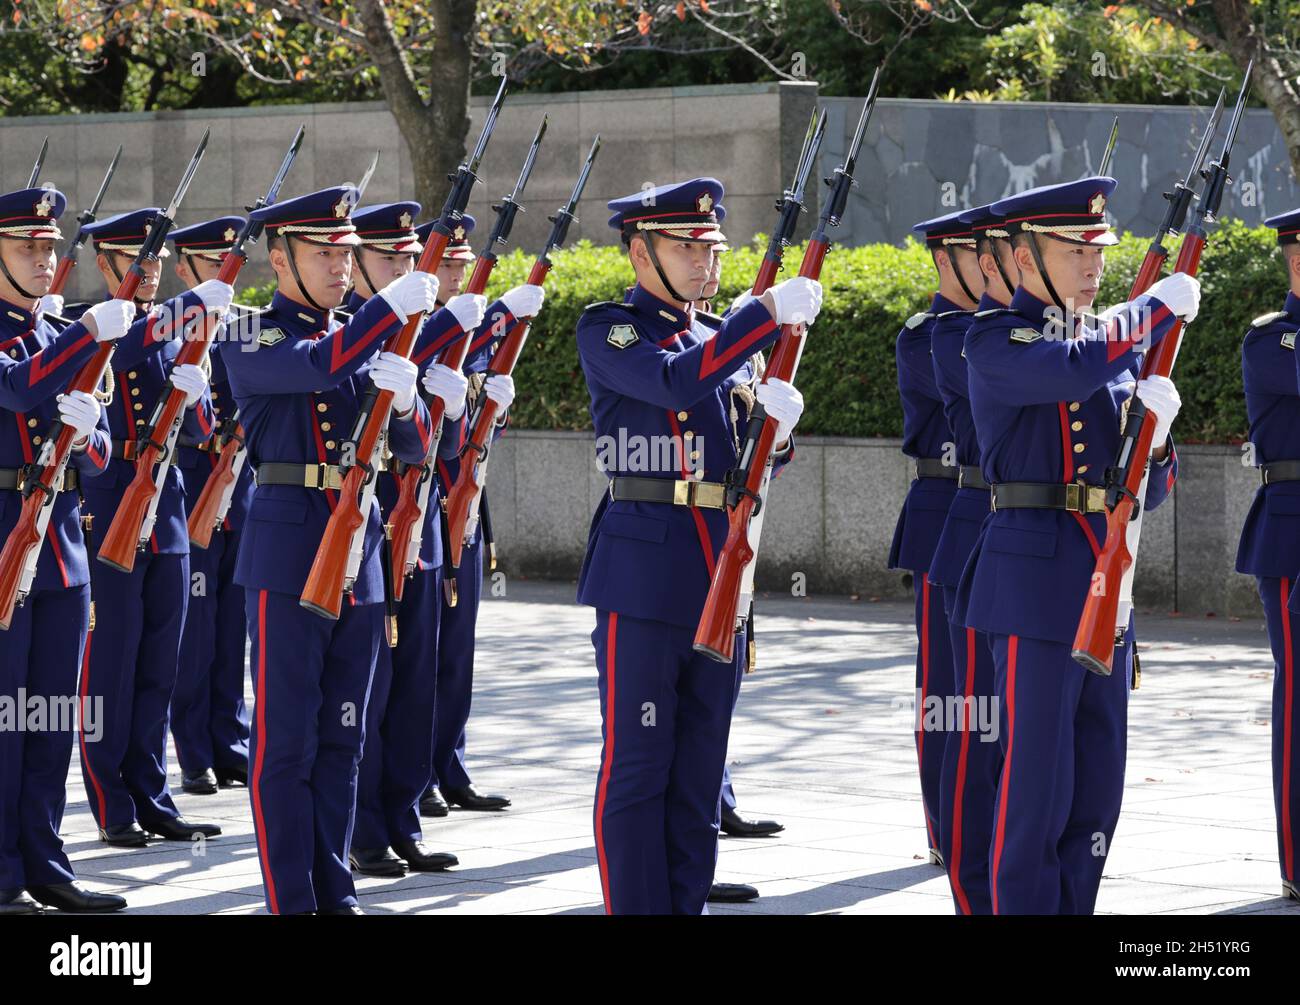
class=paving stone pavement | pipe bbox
[60,580,1300,916]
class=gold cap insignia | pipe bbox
[697,192,714,214]
[399,211,413,230]
[224,227,237,242]
[1089,192,1106,215]
[453,225,466,241]
[334,195,352,219]
[34,192,54,218]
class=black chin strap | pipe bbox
[352,249,380,303]
[1026,231,1068,316]
[0,239,40,303]
[640,234,696,307]
[980,237,1017,302]
[951,247,980,307]
[285,235,328,314]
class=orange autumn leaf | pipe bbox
[915,0,932,10]
[699,0,710,11]
[637,10,652,34]
[1102,4,1118,15]
[676,1,686,19]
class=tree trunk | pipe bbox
[357,0,477,219]
[1208,0,1300,181]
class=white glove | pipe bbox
[193,279,234,314]
[483,373,515,410]
[370,351,419,416]
[1145,272,1200,324]
[1136,375,1181,447]
[445,293,487,332]
[379,271,439,324]
[500,283,545,319]
[729,289,756,315]
[755,378,804,445]
[422,362,469,421]
[765,276,823,327]
[37,293,64,321]
[170,363,208,408]
[83,299,134,343]
[58,390,101,446]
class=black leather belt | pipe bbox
[0,467,78,492]
[1261,460,1300,486]
[609,475,726,510]
[958,465,989,491]
[110,439,139,461]
[256,462,344,491]
[914,458,958,480]
[991,480,1107,514]
[178,434,219,453]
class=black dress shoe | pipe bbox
[707,882,759,903]
[28,882,127,913]
[141,816,222,841]
[215,764,248,788]
[720,806,784,837]
[443,785,511,811]
[1284,879,1299,902]
[349,846,407,877]
[182,768,218,795]
[419,787,449,818]
[0,889,44,915]
[319,904,365,915]
[928,847,945,869]
[392,838,459,872]
[98,823,149,847]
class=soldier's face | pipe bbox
[175,256,221,289]
[1044,238,1105,309]
[0,238,56,303]
[633,235,712,304]
[701,252,722,300]
[99,252,161,302]
[436,260,468,301]
[356,248,415,297]
[274,243,353,309]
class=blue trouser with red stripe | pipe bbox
[246,589,381,915]
[0,583,88,892]
[913,574,955,855]
[1258,576,1300,889]
[171,527,250,777]
[432,534,483,793]
[938,590,1001,915]
[987,626,1132,914]
[80,551,189,830]
[355,566,443,849]
[591,609,743,915]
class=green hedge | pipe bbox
[236,222,1292,442]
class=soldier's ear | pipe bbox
[1011,240,1036,276]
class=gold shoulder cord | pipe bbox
[94,368,115,406]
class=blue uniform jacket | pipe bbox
[77,291,216,556]
[224,291,433,604]
[0,300,111,591]
[575,283,789,629]
[926,297,989,592]
[889,293,961,574]
[1237,292,1300,579]
[953,287,1180,644]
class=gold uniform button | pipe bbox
[693,469,705,480]
[134,403,143,411]
[9,349,18,358]
[689,450,700,461]
[321,422,332,432]
[27,418,37,428]
[128,371,138,380]
[676,411,688,421]
[317,403,328,413]
[1071,420,1083,432]
[325,440,337,450]
[1068,402,1080,413]
[1073,442,1085,453]
[683,430,694,440]
[131,387,140,397]
[1077,465,1089,474]
[32,436,42,445]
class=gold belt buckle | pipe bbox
[673,479,692,506]
[695,482,725,509]
[306,462,330,490]
[1086,484,1106,513]
[1064,482,1082,512]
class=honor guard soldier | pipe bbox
[76,208,227,848]
[929,202,1014,914]
[1238,207,1300,902]
[576,177,819,914]
[222,185,436,915]
[167,216,254,796]
[417,216,535,817]
[343,201,488,876]
[953,176,1197,913]
[0,186,127,914]
[890,210,978,866]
